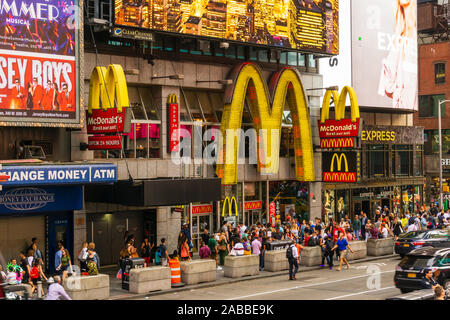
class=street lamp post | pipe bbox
[438,100,450,210]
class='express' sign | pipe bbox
[362,130,396,142]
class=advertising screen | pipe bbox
[114,0,339,55]
[351,0,418,111]
[0,0,82,126]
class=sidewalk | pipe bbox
[106,254,399,300]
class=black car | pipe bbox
[394,247,450,294]
[394,229,450,257]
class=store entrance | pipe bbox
[245,210,261,227]
[192,214,211,253]
[353,201,371,218]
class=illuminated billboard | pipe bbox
[114,0,339,55]
[351,0,418,111]
[0,0,82,127]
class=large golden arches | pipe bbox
[320,86,360,123]
[88,64,129,114]
[217,63,315,185]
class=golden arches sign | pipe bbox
[320,86,360,123]
[88,64,129,114]
[330,153,349,172]
[216,62,315,185]
[222,197,239,217]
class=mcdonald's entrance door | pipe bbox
[191,214,212,253]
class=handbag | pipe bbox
[181,245,189,258]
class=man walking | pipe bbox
[286,239,299,280]
[353,215,361,240]
[361,212,368,240]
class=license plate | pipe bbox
[404,244,410,247]
[408,273,416,278]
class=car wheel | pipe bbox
[400,288,412,294]
[444,280,450,290]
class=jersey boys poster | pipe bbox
[0,0,81,126]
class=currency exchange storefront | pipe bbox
[0,163,117,273]
[323,125,425,222]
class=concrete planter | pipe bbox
[180,259,216,285]
[299,246,322,267]
[367,238,394,256]
[63,274,109,300]
[345,241,367,261]
[129,266,171,294]
[265,250,289,272]
[224,255,259,278]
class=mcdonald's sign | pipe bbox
[167,94,180,152]
[322,152,360,183]
[217,62,315,185]
[222,197,239,217]
[87,64,130,134]
[319,87,361,147]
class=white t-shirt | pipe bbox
[27,256,34,266]
[234,243,244,256]
[380,228,388,238]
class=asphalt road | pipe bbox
[139,256,404,300]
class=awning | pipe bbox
[85,178,222,207]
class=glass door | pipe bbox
[192,215,211,253]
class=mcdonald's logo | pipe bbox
[216,62,315,185]
[322,152,359,183]
[87,64,130,135]
[88,64,129,114]
[318,86,361,146]
[167,94,180,152]
[222,197,239,217]
[330,153,349,172]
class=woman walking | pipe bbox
[141,237,154,267]
[30,258,47,296]
[217,232,229,269]
[332,232,354,271]
[393,217,404,240]
[57,249,72,285]
[180,235,191,261]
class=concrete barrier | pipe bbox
[265,250,289,272]
[299,246,322,267]
[180,259,216,285]
[129,266,171,294]
[63,274,109,300]
[346,241,367,261]
[367,238,394,256]
[224,255,259,278]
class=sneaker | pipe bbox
[329,266,333,270]
[320,264,325,267]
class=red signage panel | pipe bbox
[244,201,263,211]
[323,172,357,183]
[169,103,179,152]
[88,136,122,150]
[318,118,360,139]
[192,204,213,214]
[87,109,125,134]
[320,137,356,149]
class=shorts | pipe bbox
[31,277,41,286]
[339,250,348,259]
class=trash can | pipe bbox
[122,258,145,290]
[266,240,293,251]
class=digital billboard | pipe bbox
[0,0,82,127]
[351,0,418,111]
[114,0,339,55]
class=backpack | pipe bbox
[87,260,98,276]
[370,227,379,239]
[30,266,39,279]
[308,237,318,247]
[286,245,293,259]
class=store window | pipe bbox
[435,63,446,84]
[427,129,450,155]
[393,145,413,177]
[365,145,389,178]
[323,189,335,225]
[269,181,309,222]
[419,94,446,118]
[335,190,349,222]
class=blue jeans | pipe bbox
[288,259,298,279]
[354,230,360,240]
[259,252,265,270]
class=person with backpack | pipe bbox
[86,248,99,275]
[308,230,321,247]
[321,234,335,270]
[30,258,47,296]
[286,239,299,280]
[158,238,169,267]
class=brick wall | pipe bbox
[414,41,450,130]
